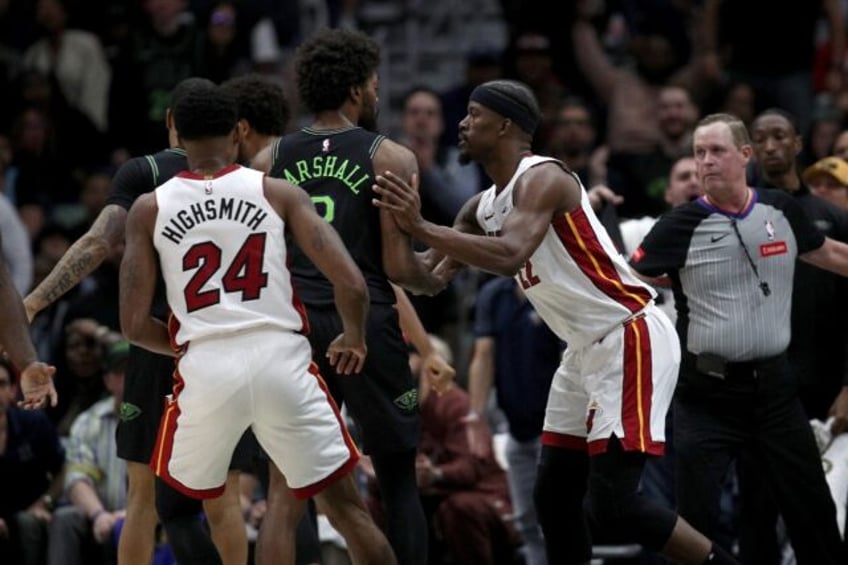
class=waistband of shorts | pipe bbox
[587,305,654,347]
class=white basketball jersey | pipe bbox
[475,155,656,348]
[153,165,307,346]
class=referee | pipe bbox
[631,113,848,563]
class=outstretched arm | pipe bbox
[373,140,449,295]
[374,163,579,276]
[0,235,57,408]
[392,283,455,393]
[25,204,127,320]
[119,195,172,357]
[266,178,369,374]
[801,237,848,277]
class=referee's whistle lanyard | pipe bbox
[703,189,772,298]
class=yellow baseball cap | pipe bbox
[802,157,848,187]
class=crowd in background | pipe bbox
[3,0,848,564]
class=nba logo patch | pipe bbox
[765,220,775,241]
[322,138,330,153]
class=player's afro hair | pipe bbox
[221,74,290,136]
[173,83,238,141]
[295,28,380,114]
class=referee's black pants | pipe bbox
[673,352,845,564]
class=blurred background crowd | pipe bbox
[3,0,848,564]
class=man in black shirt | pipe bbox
[751,109,848,425]
[737,108,848,562]
[258,28,442,565]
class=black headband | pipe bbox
[469,84,538,134]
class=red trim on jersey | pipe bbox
[176,163,240,180]
[288,363,360,499]
[541,431,587,451]
[286,252,310,334]
[148,368,225,498]
[291,455,359,500]
[156,466,226,500]
[620,315,663,455]
[553,207,652,313]
[588,437,610,455]
[167,313,184,354]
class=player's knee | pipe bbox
[586,475,676,549]
[534,446,588,526]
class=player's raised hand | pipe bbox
[17,361,58,409]
[327,333,367,375]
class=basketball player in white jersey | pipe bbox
[373,79,738,564]
[120,83,396,565]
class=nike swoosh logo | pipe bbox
[711,233,730,243]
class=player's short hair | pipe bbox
[295,28,380,114]
[697,113,752,148]
[173,83,238,141]
[221,74,290,136]
[169,77,216,110]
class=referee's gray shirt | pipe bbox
[631,188,824,362]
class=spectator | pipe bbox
[544,96,599,187]
[23,0,112,132]
[742,107,848,563]
[467,277,562,565]
[368,336,519,565]
[49,318,107,437]
[47,338,129,565]
[832,129,848,161]
[109,0,203,154]
[804,156,848,209]
[199,1,251,83]
[0,357,66,565]
[507,32,566,148]
[0,188,33,294]
[698,0,844,134]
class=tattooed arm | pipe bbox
[264,177,369,374]
[25,204,127,320]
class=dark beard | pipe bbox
[458,151,472,165]
[358,108,379,132]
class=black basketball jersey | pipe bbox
[106,148,188,384]
[269,126,395,305]
[107,147,188,321]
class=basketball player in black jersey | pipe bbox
[23,76,289,565]
[252,28,443,565]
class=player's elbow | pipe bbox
[493,257,525,278]
[340,272,369,305]
[120,310,145,345]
